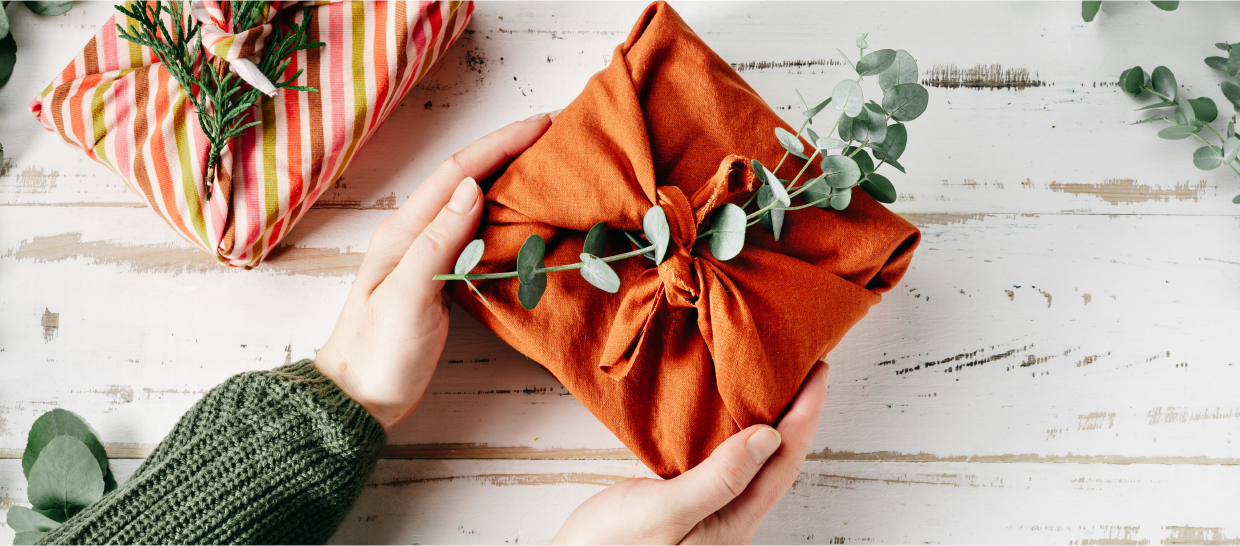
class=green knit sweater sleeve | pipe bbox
[38,359,387,545]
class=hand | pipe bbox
[315,112,557,430]
[552,362,829,545]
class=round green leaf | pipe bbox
[830,186,853,210]
[707,204,746,261]
[0,7,10,40]
[1188,97,1218,123]
[1233,194,1240,204]
[7,506,60,533]
[1222,80,1240,111]
[756,185,785,241]
[837,113,855,142]
[881,83,929,122]
[1120,66,1144,95]
[1194,145,1223,170]
[28,436,104,518]
[1157,125,1197,140]
[23,1,72,16]
[0,34,15,87]
[14,532,48,545]
[1082,0,1102,22]
[517,259,547,310]
[1151,66,1176,101]
[821,155,861,189]
[879,50,918,92]
[516,234,545,285]
[855,35,868,50]
[860,173,898,204]
[801,177,832,209]
[453,239,484,275]
[764,166,790,207]
[815,135,848,151]
[845,146,876,174]
[1173,97,1198,127]
[774,126,807,159]
[578,253,620,293]
[848,106,887,145]
[803,97,831,119]
[583,222,607,258]
[1229,121,1236,138]
[1206,56,1228,72]
[856,49,896,77]
[1150,0,1178,10]
[1222,136,1239,163]
[23,409,108,480]
[643,205,670,266]
[831,79,864,117]
[879,122,907,160]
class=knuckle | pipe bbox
[419,219,454,254]
[712,460,750,499]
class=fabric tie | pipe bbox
[191,1,280,98]
[654,185,700,308]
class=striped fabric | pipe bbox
[31,0,473,267]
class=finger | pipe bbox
[354,113,553,293]
[659,424,783,526]
[385,176,484,306]
[717,361,830,533]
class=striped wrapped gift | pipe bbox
[30,1,473,267]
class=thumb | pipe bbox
[388,176,484,302]
[661,425,782,524]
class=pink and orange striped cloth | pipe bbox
[31,1,472,267]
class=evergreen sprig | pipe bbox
[115,2,324,197]
[1120,51,1240,204]
[436,35,928,311]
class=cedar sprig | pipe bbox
[437,35,928,311]
[116,2,324,198]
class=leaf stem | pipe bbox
[433,244,656,281]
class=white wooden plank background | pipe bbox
[2,1,1239,544]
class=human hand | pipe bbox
[552,361,830,544]
[315,112,557,431]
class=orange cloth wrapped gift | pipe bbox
[447,1,920,478]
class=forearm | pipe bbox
[38,360,386,545]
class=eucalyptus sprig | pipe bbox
[437,35,928,311]
[1120,57,1240,204]
[115,2,324,197]
[6,409,116,545]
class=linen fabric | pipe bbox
[446,1,921,478]
[31,1,472,267]
[36,360,386,545]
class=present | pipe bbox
[446,1,921,478]
[31,1,472,267]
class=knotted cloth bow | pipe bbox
[446,1,920,478]
[192,0,282,97]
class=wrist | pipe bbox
[314,339,410,431]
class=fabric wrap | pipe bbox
[446,1,921,478]
[31,0,472,267]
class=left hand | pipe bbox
[315,112,556,430]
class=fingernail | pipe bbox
[549,108,565,121]
[447,177,478,214]
[745,426,782,465]
[524,112,549,122]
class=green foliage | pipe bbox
[0,1,74,87]
[583,222,608,258]
[1082,0,1176,21]
[707,204,747,261]
[643,206,671,265]
[9,409,114,537]
[579,254,620,293]
[517,235,545,285]
[1123,59,1240,203]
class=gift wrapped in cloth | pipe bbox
[31,1,472,267]
[446,1,921,478]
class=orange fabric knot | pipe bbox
[655,185,699,308]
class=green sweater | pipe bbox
[38,360,387,545]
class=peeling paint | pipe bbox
[1078,412,1115,431]
[1083,293,1092,306]
[924,64,1045,90]
[1163,526,1240,545]
[6,166,61,193]
[41,308,59,342]
[368,472,627,489]
[1048,179,1207,205]
[900,213,988,227]
[1147,407,1240,425]
[731,58,842,72]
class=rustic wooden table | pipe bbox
[2,1,1238,544]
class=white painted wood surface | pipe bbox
[2,1,1239,544]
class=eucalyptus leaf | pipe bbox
[28,436,104,519]
[1120,66,1144,95]
[23,409,108,480]
[0,34,15,87]
[14,532,48,545]
[578,254,620,293]
[1151,66,1176,101]
[756,186,785,240]
[583,222,607,258]
[805,126,819,147]
[1229,121,1236,138]
[855,35,868,50]
[1132,114,1166,125]
[803,97,831,119]
[837,114,854,141]
[1206,56,1228,72]
[33,508,65,523]
[855,49,896,77]
[1218,43,1234,52]
[516,235,545,285]
[802,177,832,209]
[1150,0,1178,10]
[643,205,670,266]
[23,1,73,16]
[879,50,918,91]
[517,259,547,310]
[872,147,906,173]
[878,122,907,159]
[0,7,9,40]
[1234,194,1240,204]
[707,203,746,261]
[845,146,875,174]
[820,155,862,188]
[1224,136,1240,164]
[7,506,60,534]
[453,239,484,275]
[847,105,887,145]
[831,79,864,117]
[775,127,808,159]
[814,136,848,150]
[881,83,929,122]
[1222,80,1240,110]
[831,186,853,210]
[1229,47,1240,77]
[1173,97,1197,127]
[861,173,898,204]
[1135,100,1176,111]
[623,231,656,261]
[1194,145,1223,170]
[1188,97,1218,123]
[1157,125,1197,139]
[1081,0,1101,22]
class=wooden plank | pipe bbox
[2,459,1238,544]
[3,206,1237,463]
[5,2,1240,215]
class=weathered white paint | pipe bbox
[1,1,1238,544]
